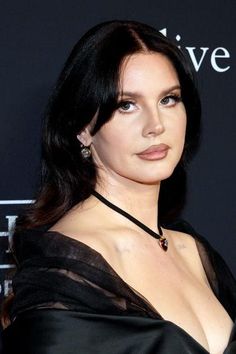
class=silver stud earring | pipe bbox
[80,144,91,159]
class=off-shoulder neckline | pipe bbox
[15,228,236,354]
[43,230,236,353]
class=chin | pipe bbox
[112,160,179,185]
[144,165,177,183]
[129,169,175,185]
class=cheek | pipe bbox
[177,123,187,155]
[179,118,187,142]
[175,109,187,141]
[91,124,131,166]
[167,113,187,160]
[182,116,187,140]
[94,119,135,151]
[167,113,186,141]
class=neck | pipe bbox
[94,175,161,231]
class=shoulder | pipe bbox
[163,219,233,278]
[163,219,232,272]
[165,219,236,299]
[163,219,215,253]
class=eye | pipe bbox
[160,94,182,107]
[117,100,136,113]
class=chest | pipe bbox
[107,234,233,354]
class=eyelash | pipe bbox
[160,94,182,106]
[117,94,182,114]
[117,100,136,113]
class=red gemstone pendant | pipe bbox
[159,237,168,251]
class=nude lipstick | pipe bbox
[137,144,170,161]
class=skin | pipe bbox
[78,52,186,230]
[52,53,233,354]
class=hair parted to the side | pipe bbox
[15,20,201,231]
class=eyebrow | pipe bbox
[118,85,181,98]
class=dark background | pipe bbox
[0,0,235,307]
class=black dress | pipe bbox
[2,221,236,354]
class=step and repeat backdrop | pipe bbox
[1,0,235,308]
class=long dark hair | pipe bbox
[16,20,201,230]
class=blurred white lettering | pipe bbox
[211,47,230,72]
[185,47,209,72]
[159,28,230,72]
[4,279,12,296]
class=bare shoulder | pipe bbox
[164,227,197,250]
[164,227,210,285]
[48,200,119,264]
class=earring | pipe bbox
[80,144,91,159]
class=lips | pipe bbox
[137,144,170,161]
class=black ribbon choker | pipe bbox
[92,190,168,252]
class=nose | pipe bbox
[142,107,165,137]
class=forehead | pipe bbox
[119,53,180,92]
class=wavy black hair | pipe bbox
[16,20,201,230]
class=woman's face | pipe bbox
[82,52,187,186]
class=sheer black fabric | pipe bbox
[2,220,236,353]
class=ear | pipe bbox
[76,127,92,146]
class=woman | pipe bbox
[2,20,236,354]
